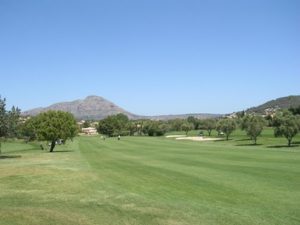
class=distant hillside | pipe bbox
[246,95,300,114]
[22,95,221,120]
[145,113,221,120]
[23,96,138,120]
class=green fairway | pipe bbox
[0,131,300,225]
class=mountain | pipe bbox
[22,95,221,120]
[23,96,138,120]
[246,95,300,114]
[24,95,300,120]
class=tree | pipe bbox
[20,117,38,142]
[168,119,184,131]
[289,106,300,115]
[115,113,129,133]
[0,97,22,154]
[97,114,129,137]
[187,116,200,130]
[142,121,153,136]
[31,111,78,152]
[236,110,245,118]
[181,122,194,135]
[134,120,144,136]
[217,118,236,140]
[202,119,216,136]
[7,106,21,138]
[0,97,7,154]
[127,121,137,136]
[244,115,265,144]
[157,123,169,136]
[273,111,300,147]
[240,115,250,131]
[0,97,7,138]
[142,120,168,136]
[82,120,91,128]
[98,117,115,137]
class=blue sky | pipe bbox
[0,0,299,115]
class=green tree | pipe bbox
[127,121,137,136]
[236,110,245,118]
[181,122,194,135]
[169,119,184,131]
[289,106,300,115]
[273,111,300,147]
[202,119,216,136]
[0,97,7,137]
[0,97,7,154]
[217,118,236,140]
[32,111,77,152]
[0,97,22,154]
[157,123,169,136]
[244,115,265,144]
[7,106,21,138]
[134,120,144,136]
[97,114,129,137]
[187,116,200,130]
[240,115,251,131]
[20,117,38,142]
[142,120,168,136]
[115,113,129,133]
[141,121,152,136]
[98,117,115,137]
[82,120,91,128]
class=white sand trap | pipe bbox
[165,135,187,138]
[176,136,223,142]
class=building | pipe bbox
[81,127,98,135]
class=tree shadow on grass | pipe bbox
[235,138,252,142]
[0,155,21,160]
[236,143,263,147]
[267,145,299,149]
[47,150,74,153]
[7,148,40,154]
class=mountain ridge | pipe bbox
[22,95,221,120]
[23,95,138,120]
[23,95,300,120]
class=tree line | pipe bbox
[97,111,300,147]
[97,114,218,137]
[1,96,300,154]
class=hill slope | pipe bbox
[247,95,300,113]
[23,96,138,120]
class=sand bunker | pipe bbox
[165,135,187,138]
[175,136,223,142]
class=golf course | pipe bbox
[1,129,299,225]
[2,0,299,224]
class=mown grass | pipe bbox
[0,129,299,225]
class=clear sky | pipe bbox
[0,0,299,115]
